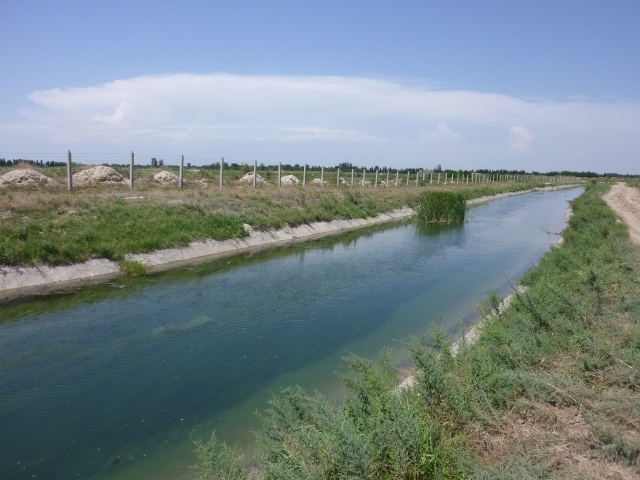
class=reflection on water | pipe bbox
[0,187,583,479]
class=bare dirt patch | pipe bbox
[604,183,640,244]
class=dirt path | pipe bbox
[603,182,640,244]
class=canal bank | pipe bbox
[0,184,581,302]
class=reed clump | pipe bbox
[416,191,466,224]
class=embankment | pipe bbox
[0,184,580,301]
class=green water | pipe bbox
[0,187,583,479]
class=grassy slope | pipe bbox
[0,164,557,266]
[194,184,640,479]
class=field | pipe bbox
[0,164,561,267]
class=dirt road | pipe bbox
[603,182,640,244]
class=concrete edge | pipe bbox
[0,184,582,302]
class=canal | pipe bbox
[0,187,583,479]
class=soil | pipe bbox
[603,182,640,244]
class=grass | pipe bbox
[193,182,640,479]
[0,164,576,266]
[416,191,466,224]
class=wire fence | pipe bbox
[0,151,583,191]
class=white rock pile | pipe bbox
[73,166,125,184]
[0,169,57,187]
[239,172,267,184]
[153,170,179,184]
[280,174,300,185]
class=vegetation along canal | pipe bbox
[0,186,583,479]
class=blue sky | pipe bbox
[1,0,639,173]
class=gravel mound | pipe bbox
[239,172,267,184]
[73,166,125,184]
[154,170,179,184]
[0,169,56,187]
[311,178,327,186]
[280,174,300,185]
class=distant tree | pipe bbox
[150,158,158,167]
[159,159,164,166]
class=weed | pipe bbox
[119,259,147,276]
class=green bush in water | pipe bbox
[416,191,466,224]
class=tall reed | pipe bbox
[416,191,466,224]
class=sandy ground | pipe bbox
[603,182,640,244]
[0,184,581,301]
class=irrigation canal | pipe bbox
[0,186,583,479]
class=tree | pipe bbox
[150,158,158,167]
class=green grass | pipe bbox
[193,183,640,479]
[416,191,466,224]
[0,199,246,265]
[0,167,575,266]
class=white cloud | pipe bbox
[92,101,132,124]
[508,126,535,153]
[428,123,462,141]
[1,73,639,173]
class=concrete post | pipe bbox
[303,164,307,187]
[129,151,134,190]
[375,169,378,188]
[415,171,419,186]
[253,160,257,188]
[278,162,281,187]
[351,168,354,187]
[179,154,184,189]
[386,170,389,188]
[321,166,324,187]
[337,167,340,187]
[219,157,224,187]
[362,168,366,187]
[67,150,72,191]
[406,171,410,185]
[395,171,399,188]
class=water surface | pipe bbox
[0,187,583,479]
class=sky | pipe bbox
[1,0,639,173]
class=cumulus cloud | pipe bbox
[1,73,639,172]
[428,123,462,141]
[92,101,132,124]
[509,126,535,153]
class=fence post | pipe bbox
[375,169,378,188]
[386,170,390,188]
[321,166,324,187]
[220,157,224,187]
[437,172,440,185]
[67,150,72,191]
[337,167,340,187]
[406,171,410,186]
[430,171,433,184]
[415,171,419,186]
[351,168,354,187]
[362,168,366,187]
[395,171,399,188]
[179,154,184,189]
[303,164,307,187]
[278,162,281,187]
[129,151,134,190]
[253,160,257,188]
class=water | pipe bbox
[0,187,583,479]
